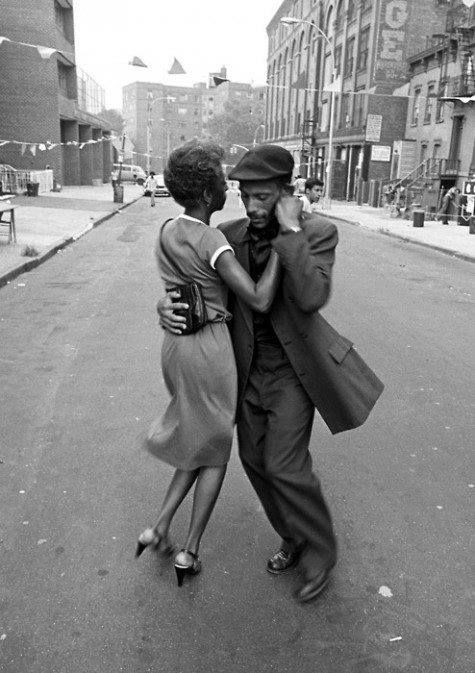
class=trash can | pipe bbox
[113,184,124,204]
[26,181,39,197]
[413,210,424,228]
[469,216,475,235]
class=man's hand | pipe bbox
[275,194,303,233]
[156,291,187,334]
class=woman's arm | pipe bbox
[215,250,280,313]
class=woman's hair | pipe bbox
[164,139,225,208]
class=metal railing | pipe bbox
[444,75,475,98]
[0,165,29,194]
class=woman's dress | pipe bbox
[146,215,237,470]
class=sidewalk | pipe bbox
[322,201,475,262]
[0,183,143,287]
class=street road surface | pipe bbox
[0,193,473,673]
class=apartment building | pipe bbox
[123,67,264,172]
[0,0,113,186]
[122,82,204,173]
[397,0,475,194]
[265,0,450,198]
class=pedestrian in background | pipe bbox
[158,144,384,603]
[144,171,158,207]
[438,186,460,225]
[300,178,324,213]
[137,140,281,588]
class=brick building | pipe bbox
[122,82,204,173]
[265,0,450,199]
[392,0,475,204]
[123,67,264,172]
[0,0,113,187]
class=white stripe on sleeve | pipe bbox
[210,244,234,269]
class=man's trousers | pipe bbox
[237,342,337,579]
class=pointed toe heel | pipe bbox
[135,528,174,558]
[174,549,201,587]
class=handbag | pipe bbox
[159,219,208,335]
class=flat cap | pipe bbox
[228,144,294,181]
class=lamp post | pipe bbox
[146,93,176,173]
[280,16,336,205]
[252,124,265,147]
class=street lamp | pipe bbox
[252,124,265,147]
[280,16,336,205]
[146,93,176,173]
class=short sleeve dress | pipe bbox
[146,215,238,470]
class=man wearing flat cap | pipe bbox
[158,144,383,603]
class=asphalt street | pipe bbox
[0,193,473,673]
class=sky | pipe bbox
[73,0,280,110]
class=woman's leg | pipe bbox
[182,465,227,555]
[154,468,199,536]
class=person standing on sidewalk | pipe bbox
[144,171,158,207]
[300,178,324,213]
[438,186,460,225]
[157,145,384,603]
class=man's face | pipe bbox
[239,180,282,229]
[307,184,323,204]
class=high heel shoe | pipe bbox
[135,528,174,558]
[174,549,202,587]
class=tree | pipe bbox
[99,108,124,133]
[206,98,264,152]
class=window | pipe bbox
[357,27,370,70]
[340,94,350,129]
[178,108,187,116]
[424,84,436,124]
[344,37,355,77]
[433,143,441,158]
[411,87,421,125]
[334,45,342,78]
[54,1,64,31]
[354,92,365,127]
[420,144,427,163]
[347,0,356,22]
[436,81,447,122]
[361,0,372,12]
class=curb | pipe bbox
[0,193,143,289]
[325,213,475,263]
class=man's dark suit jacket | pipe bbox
[217,214,384,435]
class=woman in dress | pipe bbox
[136,140,281,586]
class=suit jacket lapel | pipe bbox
[232,233,254,337]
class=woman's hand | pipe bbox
[156,291,187,334]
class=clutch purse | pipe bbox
[159,219,208,335]
[169,281,208,335]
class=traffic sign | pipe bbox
[463,180,475,196]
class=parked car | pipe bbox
[143,174,170,197]
[111,163,147,185]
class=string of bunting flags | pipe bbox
[0,135,121,156]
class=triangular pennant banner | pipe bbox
[38,143,46,151]
[0,140,9,147]
[213,76,229,87]
[29,144,37,156]
[21,143,26,155]
[168,57,186,75]
[129,56,147,67]
[0,37,11,46]
[37,46,56,59]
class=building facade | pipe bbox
[397,0,475,198]
[265,0,451,198]
[122,82,204,173]
[0,0,113,186]
[123,67,264,172]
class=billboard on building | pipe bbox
[374,0,410,83]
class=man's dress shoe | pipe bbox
[296,567,332,603]
[266,548,300,575]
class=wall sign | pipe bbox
[366,114,383,142]
[374,0,409,82]
[371,145,392,162]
